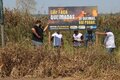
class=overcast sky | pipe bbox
[3,0,120,14]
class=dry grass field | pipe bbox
[0,9,120,80]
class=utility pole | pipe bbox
[0,0,4,47]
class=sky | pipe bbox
[3,0,120,14]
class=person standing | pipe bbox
[31,20,48,47]
[96,29,116,53]
[51,31,63,47]
[84,29,95,47]
[73,30,83,47]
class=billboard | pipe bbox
[48,6,98,30]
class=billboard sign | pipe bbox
[49,6,98,30]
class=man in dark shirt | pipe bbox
[32,20,48,47]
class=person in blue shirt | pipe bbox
[84,29,95,47]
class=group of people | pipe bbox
[51,29,95,47]
[73,29,95,47]
[31,20,116,54]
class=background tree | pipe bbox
[16,0,36,13]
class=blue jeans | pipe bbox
[85,40,94,47]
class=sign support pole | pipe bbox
[95,33,98,46]
[48,31,51,44]
[1,24,4,47]
[0,0,4,47]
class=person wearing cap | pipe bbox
[51,31,63,48]
[73,30,83,47]
[96,29,116,53]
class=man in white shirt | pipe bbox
[51,31,63,47]
[73,30,83,47]
[96,29,116,53]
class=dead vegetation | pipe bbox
[0,43,120,80]
[0,8,120,80]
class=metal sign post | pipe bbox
[0,0,4,47]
